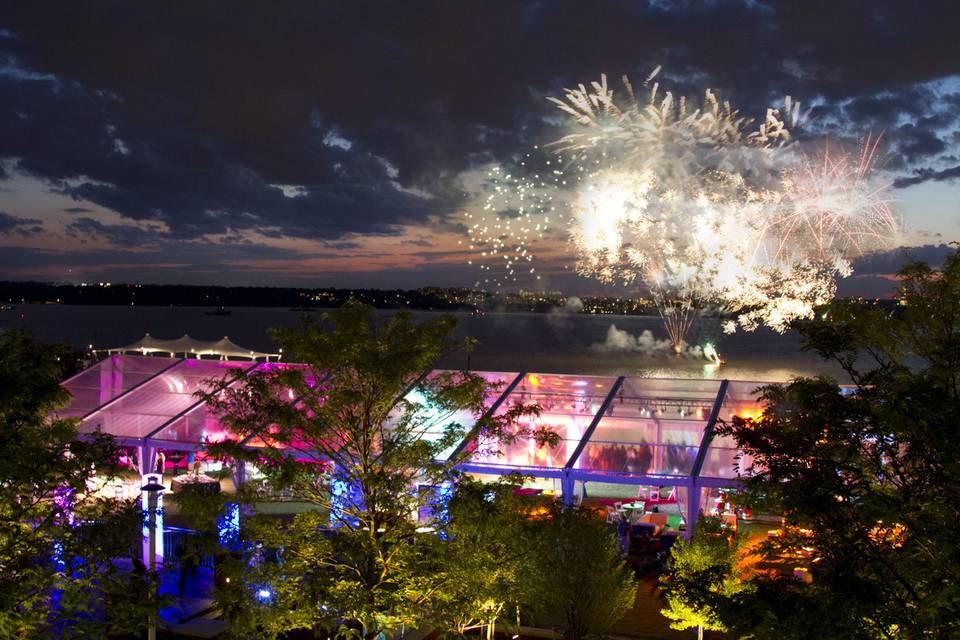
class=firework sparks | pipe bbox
[462,161,557,288]
[552,70,803,350]
[462,68,899,352]
[765,133,898,264]
[726,134,900,333]
[547,68,801,161]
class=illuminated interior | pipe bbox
[61,356,775,521]
[394,369,519,461]
[466,373,615,470]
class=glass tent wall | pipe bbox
[390,369,520,462]
[75,359,257,445]
[61,356,771,530]
[60,354,182,420]
[575,378,723,477]
[462,373,617,476]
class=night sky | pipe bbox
[1,1,959,295]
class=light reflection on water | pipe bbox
[2,305,849,383]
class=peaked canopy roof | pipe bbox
[60,355,782,487]
[99,333,279,361]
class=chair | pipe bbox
[659,487,677,504]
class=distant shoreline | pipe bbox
[0,281,897,317]
[0,281,665,316]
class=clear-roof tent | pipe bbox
[61,356,771,484]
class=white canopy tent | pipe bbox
[99,333,279,361]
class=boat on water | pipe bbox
[205,306,232,316]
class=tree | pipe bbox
[201,303,548,639]
[0,330,154,639]
[525,504,636,640]
[429,475,545,639]
[713,247,960,638]
[660,517,749,640]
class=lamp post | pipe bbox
[141,479,164,640]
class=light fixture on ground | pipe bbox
[141,479,164,640]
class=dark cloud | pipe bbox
[0,57,442,240]
[401,238,434,247]
[850,244,957,274]
[0,234,322,286]
[0,210,42,235]
[894,164,960,189]
[894,122,948,164]
[320,240,364,251]
[835,244,959,297]
[0,1,959,285]
[64,217,163,247]
[841,88,931,128]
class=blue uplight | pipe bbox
[218,502,241,549]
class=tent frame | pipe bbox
[68,357,748,533]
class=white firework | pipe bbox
[462,68,899,351]
[462,162,556,287]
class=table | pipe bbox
[619,501,646,520]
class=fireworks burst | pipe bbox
[554,70,805,351]
[462,68,899,352]
[548,67,802,159]
[764,133,898,264]
[553,70,899,348]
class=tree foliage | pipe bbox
[201,304,548,639]
[525,504,636,640]
[660,518,749,638]
[0,331,154,639]
[430,475,546,639]
[712,248,960,638]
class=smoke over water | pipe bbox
[545,296,584,333]
[590,324,710,359]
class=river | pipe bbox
[1,304,848,383]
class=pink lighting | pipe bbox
[59,356,771,487]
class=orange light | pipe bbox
[527,374,540,387]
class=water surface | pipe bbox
[1,305,848,383]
